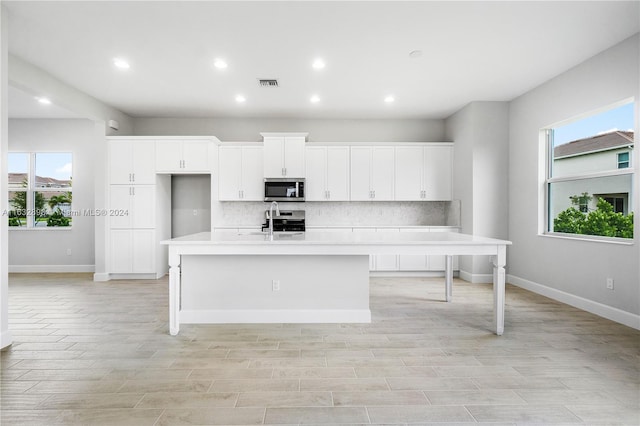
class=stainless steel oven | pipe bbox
[264,178,305,202]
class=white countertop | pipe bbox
[162,230,510,246]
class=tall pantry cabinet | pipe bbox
[107,139,170,278]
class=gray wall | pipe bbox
[445,102,510,278]
[133,117,446,142]
[171,175,211,238]
[508,34,639,317]
[8,119,96,269]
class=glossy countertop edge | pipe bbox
[162,231,511,245]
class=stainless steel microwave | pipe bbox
[264,178,305,202]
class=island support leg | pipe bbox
[168,251,181,336]
[491,245,506,335]
[445,255,453,302]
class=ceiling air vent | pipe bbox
[258,79,279,87]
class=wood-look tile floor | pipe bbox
[1,273,639,425]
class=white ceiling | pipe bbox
[6,1,640,120]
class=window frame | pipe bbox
[7,151,73,230]
[617,152,630,169]
[541,101,635,243]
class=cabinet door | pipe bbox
[182,140,210,172]
[132,230,155,273]
[131,140,156,184]
[218,147,242,200]
[241,147,264,201]
[326,147,350,201]
[109,141,133,184]
[110,230,132,272]
[283,137,306,177]
[305,147,327,201]
[398,228,430,271]
[395,146,423,201]
[371,147,394,200]
[109,186,132,229]
[130,186,155,229]
[423,145,452,201]
[156,141,182,171]
[374,228,399,270]
[350,147,372,201]
[429,228,459,270]
[263,137,285,177]
[352,227,376,270]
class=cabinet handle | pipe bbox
[132,187,135,196]
[241,190,244,199]
[327,190,330,199]
[373,190,376,199]
[132,173,135,182]
[284,167,287,176]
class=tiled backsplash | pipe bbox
[213,200,460,227]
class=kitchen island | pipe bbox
[162,231,511,336]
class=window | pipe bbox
[544,101,634,239]
[617,152,630,169]
[7,152,73,228]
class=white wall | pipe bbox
[445,102,510,280]
[8,119,96,271]
[133,117,445,142]
[508,34,640,325]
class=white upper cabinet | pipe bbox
[109,139,156,185]
[423,145,453,200]
[395,144,453,201]
[156,140,211,173]
[305,146,350,201]
[262,134,306,178]
[350,146,394,201]
[218,145,264,201]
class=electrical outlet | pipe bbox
[193,209,198,216]
[606,278,614,290]
[66,248,72,256]
[272,280,280,291]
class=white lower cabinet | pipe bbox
[398,228,459,271]
[351,227,376,269]
[110,230,155,273]
[374,228,399,271]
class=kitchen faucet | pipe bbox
[268,201,280,239]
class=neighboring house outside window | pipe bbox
[544,101,635,239]
[551,130,634,216]
[7,152,73,228]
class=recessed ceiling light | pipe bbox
[36,97,51,105]
[312,59,325,69]
[113,58,130,69]
[214,59,228,69]
[409,50,422,58]
[384,95,395,103]
[310,95,320,103]
[235,95,246,103]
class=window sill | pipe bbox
[540,232,634,246]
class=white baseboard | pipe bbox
[0,330,13,349]
[93,272,110,282]
[370,271,459,278]
[507,274,640,330]
[180,309,372,324]
[459,270,493,284]
[9,265,94,273]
